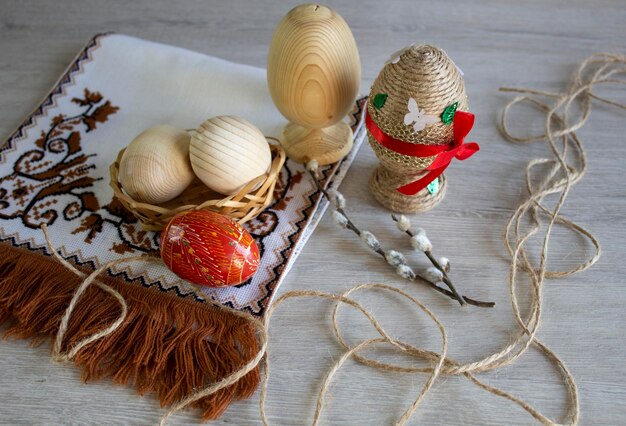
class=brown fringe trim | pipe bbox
[0,243,260,420]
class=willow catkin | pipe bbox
[45,53,624,425]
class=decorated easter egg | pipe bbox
[189,116,271,195]
[160,209,260,287]
[367,44,468,172]
[119,125,195,204]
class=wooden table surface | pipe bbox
[1,0,625,424]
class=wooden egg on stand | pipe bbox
[367,45,473,214]
[267,4,361,165]
[189,116,272,195]
[160,209,260,287]
[118,125,195,204]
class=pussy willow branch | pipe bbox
[308,169,494,308]
[391,214,465,306]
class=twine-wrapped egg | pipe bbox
[367,45,468,213]
[189,116,272,195]
[160,209,260,287]
[118,125,194,204]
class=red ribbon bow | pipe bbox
[365,107,480,195]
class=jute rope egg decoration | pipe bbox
[367,44,480,213]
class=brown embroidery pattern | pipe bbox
[72,196,160,255]
[0,89,119,229]
[271,169,304,212]
[72,162,294,256]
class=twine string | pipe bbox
[260,286,448,426]
[42,224,136,362]
[43,52,623,425]
[39,224,266,426]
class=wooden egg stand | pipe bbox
[267,4,361,165]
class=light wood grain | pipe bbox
[267,4,360,165]
[281,119,354,165]
[119,125,194,204]
[190,115,271,195]
[1,0,625,425]
[110,144,286,231]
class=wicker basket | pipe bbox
[109,143,286,231]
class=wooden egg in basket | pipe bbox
[110,120,286,231]
[118,125,195,204]
[190,116,272,195]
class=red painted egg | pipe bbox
[160,210,260,287]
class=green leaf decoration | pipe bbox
[427,178,440,195]
[441,101,459,125]
[372,93,388,110]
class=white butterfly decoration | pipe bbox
[404,98,439,132]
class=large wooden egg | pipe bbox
[267,4,361,129]
[118,125,195,204]
[189,116,271,195]
[160,209,260,287]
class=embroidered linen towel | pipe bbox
[0,33,365,420]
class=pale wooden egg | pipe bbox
[189,116,272,195]
[267,4,361,129]
[118,125,195,204]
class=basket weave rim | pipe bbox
[109,139,286,230]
